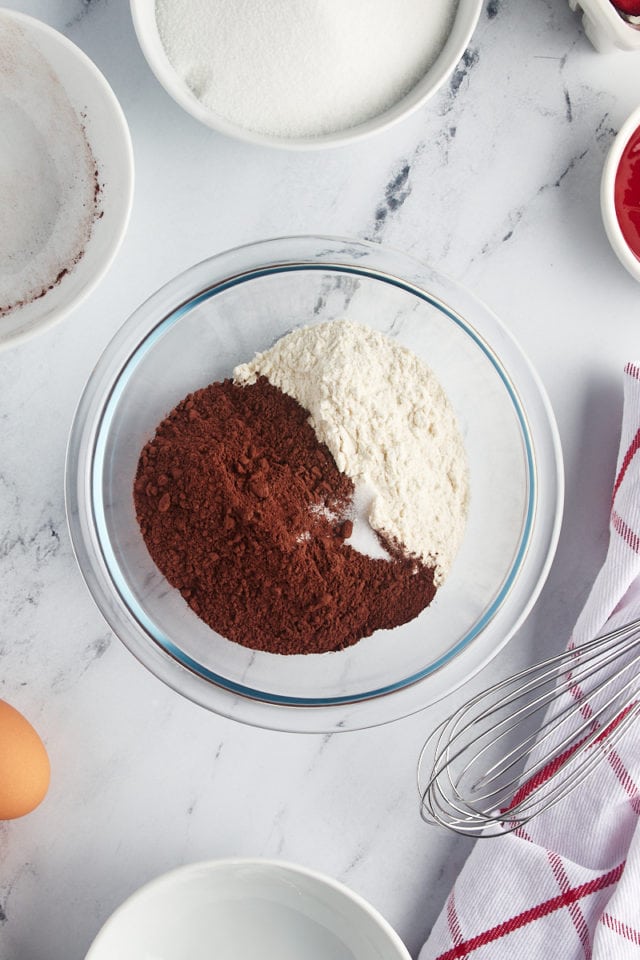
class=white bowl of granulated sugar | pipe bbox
[131,0,483,149]
[0,10,134,350]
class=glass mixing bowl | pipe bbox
[65,237,563,732]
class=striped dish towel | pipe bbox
[419,363,640,960]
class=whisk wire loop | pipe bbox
[476,640,640,795]
[418,617,640,837]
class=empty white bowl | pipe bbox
[130,0,483,149]
[84,859,412,960]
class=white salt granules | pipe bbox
[0,16,100,316]
[234,319,469,584]
[155,0,457,139]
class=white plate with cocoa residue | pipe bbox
[0,9,134,350]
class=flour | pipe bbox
[234,319,469,584]
[155,0,457,139]
[0,16,100,316]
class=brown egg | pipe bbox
[0,699,50,819]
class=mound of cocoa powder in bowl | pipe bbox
[133,376,437,655]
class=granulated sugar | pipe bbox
[234,319,469,584]
[155,0,457,138]
[0,16,100,316]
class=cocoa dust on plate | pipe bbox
[0,15,102,318]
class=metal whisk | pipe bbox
[418,617,640,837]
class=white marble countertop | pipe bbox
[3,1,640,957]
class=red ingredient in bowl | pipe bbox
[614,124,640,262]
[610,0,640,14]
[134,377,437,654]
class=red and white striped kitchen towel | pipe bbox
[420,363,640,960]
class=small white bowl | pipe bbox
[84,859,412,960]
[601,103,640,283]
[130,0,483,149]
[0,9,134,350]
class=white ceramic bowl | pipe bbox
[84,859,412,960]
[130,0,483,149]
[0,9,134,350]
[601,103,640,283]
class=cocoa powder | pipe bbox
[134,377,437,655]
